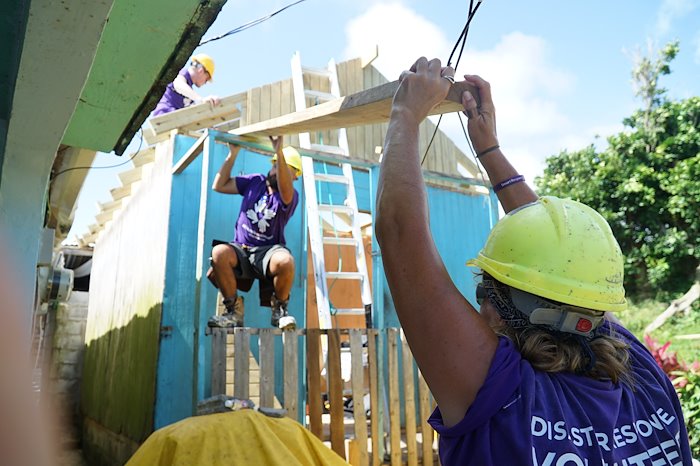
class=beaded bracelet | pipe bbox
[476,144,500,158]
[493,175,525,193]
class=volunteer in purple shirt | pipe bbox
[152,54,220,116]
[376,57,692,466]
[207,136,301,330]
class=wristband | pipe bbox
[493,175,525,193]
[476,145,500,158]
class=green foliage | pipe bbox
[632,41,679,116]
[619,299,700,364]
[537,42,700,299]
[673,368,700,457]
[537,96,700,298]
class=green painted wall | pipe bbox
[81,144,173,466]
[61,0,225,153]
[0,0,31,182]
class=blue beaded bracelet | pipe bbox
[493,175,525,192]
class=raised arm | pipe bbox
[212,144,241,194]
[375,58,498,427]
[461,75,538,213]
[269,136,295,205]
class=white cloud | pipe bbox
[343,2,452,80]
[342,4,605,183]
[656,0,698,35]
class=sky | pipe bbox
[65,0,700,244]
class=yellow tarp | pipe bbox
[126,410,350,466]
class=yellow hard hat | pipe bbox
[192,54,215,80]
[468,196,627,312]
[271,147,303,176]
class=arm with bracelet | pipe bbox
[460,75,538,213]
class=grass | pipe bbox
[617,298,700,365]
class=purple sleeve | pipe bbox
[235,174,259,195]
[429,336,522,436]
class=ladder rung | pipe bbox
[323,237,358,246]
[302,65,333,78]
[314,173,349,184]
[327,271,364,280]
[318,204,354,216]
[305,90,336,102]
[309,143,346,156]
[332,308,367,316]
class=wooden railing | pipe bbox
[209,327,438,466]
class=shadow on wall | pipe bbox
[80,304,168,466]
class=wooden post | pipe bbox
[350,329,369,465]
[211,328,227,395]
[283,330,299,420]
[401,333,418,466]
[367,329,381,466]
[387,329,401,466]
[328,329,346,458]
[418,372,435,466]
[259,329,275,407]
[233,328,250,399]
[307,329,323,439]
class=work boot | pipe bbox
[208,295,244,328]
[270,294,296,330]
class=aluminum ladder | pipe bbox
[290,51,373,329]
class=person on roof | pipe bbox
[206,136,302,330]
[152,53,220,116]
[375,57,692,465]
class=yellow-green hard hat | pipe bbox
[271,147,303,176]
[468,196,627,312]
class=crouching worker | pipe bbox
[207,137,302,330]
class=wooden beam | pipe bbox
[147,92,247,137]
[232,80,477,138]
[172,132,208,174]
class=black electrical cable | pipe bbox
[51,128,144,181]
[421,1,483,167]
[199,0,309,46]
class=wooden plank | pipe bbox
[367,330,381,466]
[401,333,418,466]
[350,330,369,466]
[211,328,227,395]
[283,330,299,420]
[147,92,247,136]
[307,329,323,439]
[129,147,155,168]
[233,328,250,399]
[418,371,434,466]
[248,86,262,124]
[260,84,272,122]
[172,132,207,175]
[328,329,346,458]
[232,80,477,138]
[259,330,275,408]
[388,329,401,466]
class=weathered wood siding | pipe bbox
[81,140,173,465]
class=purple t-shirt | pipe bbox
[233,174,298,247]
[428,321,692,466]
[153,69,194,116]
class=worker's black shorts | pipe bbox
[208,240,291,306]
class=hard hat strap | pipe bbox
[481,275,604,337]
